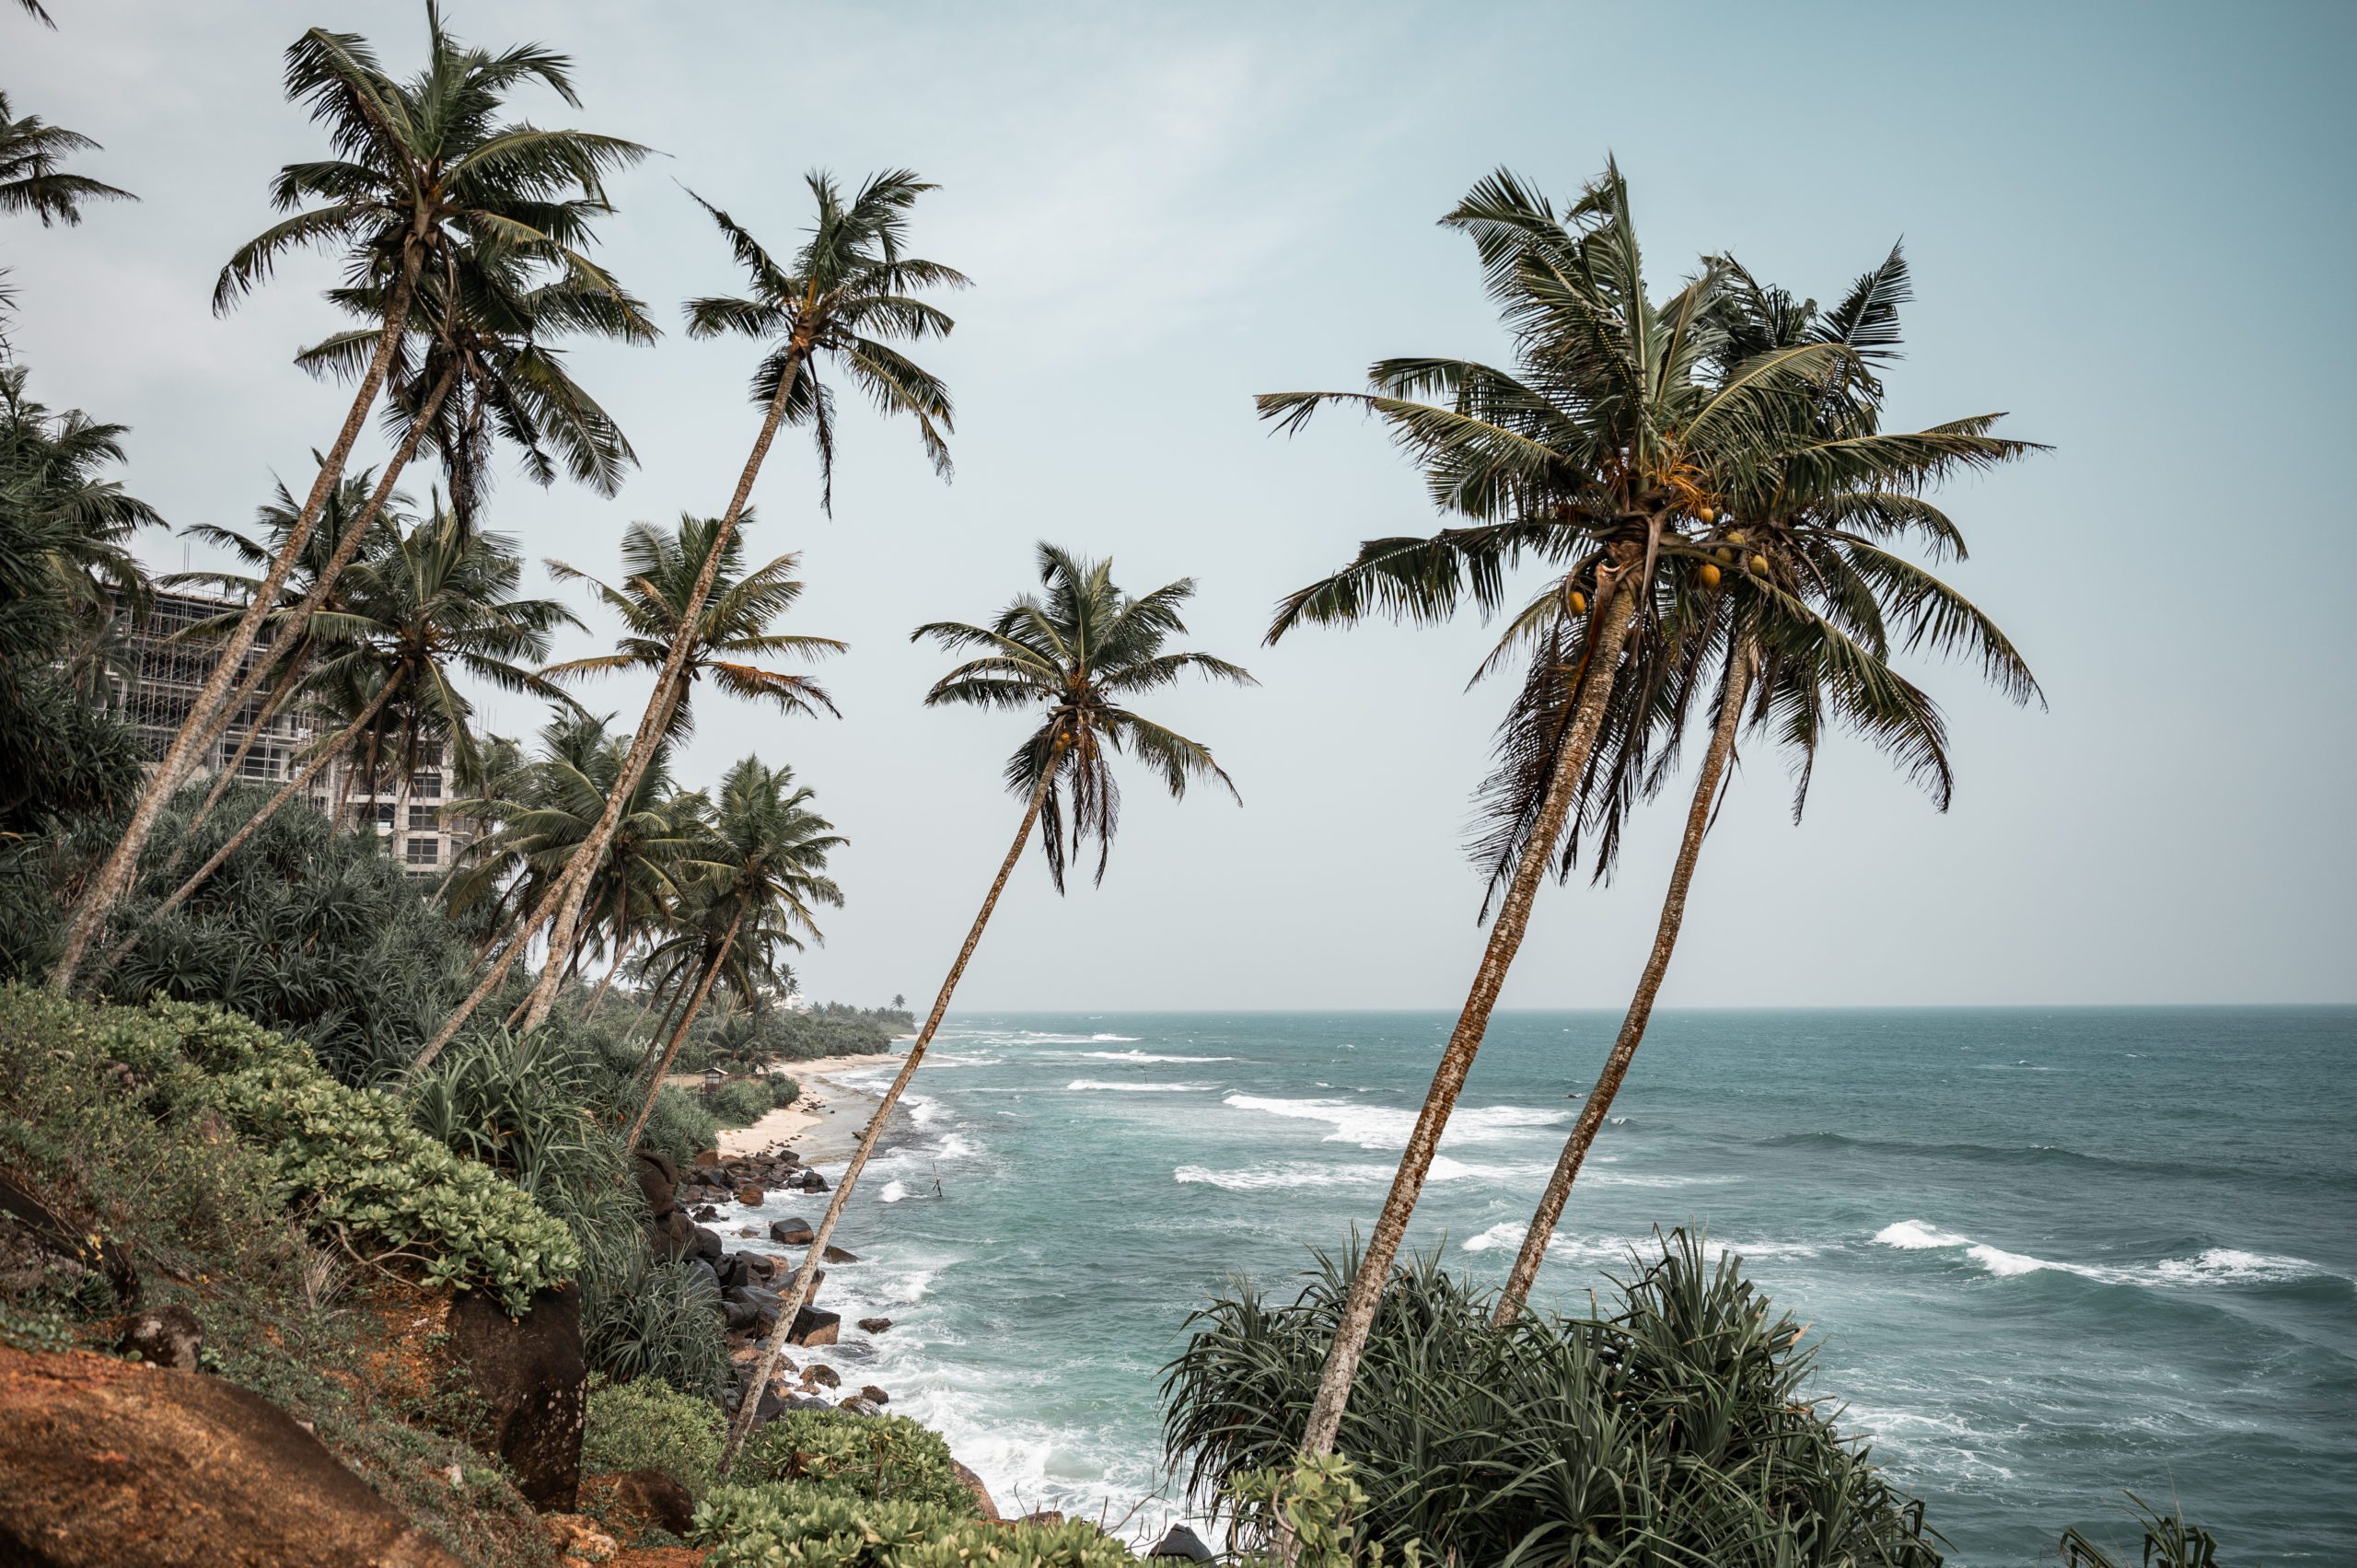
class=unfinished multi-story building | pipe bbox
[117,588,475,877]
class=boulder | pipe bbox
[801,1170,830,1193]
[651,1209,696,1261]
[444,1283,586,1511]
[609,1469,695,1536]
[857,1384,888,1406]
[951,1458,1001,1523]
[691,1149,723,1167]
[725,1286,784,1330]
[111,1304,203,1371]
[821,1244,861,1264]
[857,1317,893,1335]
[786,1307,840,1348]
[804,1364,840,1389]
[686,1258,720,1295]
[714,1254,751,1292]
[690,1204,719,1222]
[769,1217,815,1247]
[837,1396,883,1417]
[689,1226,725,1265]
[0,1344,457,1565]
[632,1150,679,1218]
[1151,1525,1215,1562]
[736,1185,765,1206]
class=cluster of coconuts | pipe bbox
[1690,505,1769,587]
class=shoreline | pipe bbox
[708,1051,902,1162]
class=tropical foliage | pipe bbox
[1165,1230,1945,1568]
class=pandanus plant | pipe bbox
[1486,248,2042,1322]
[720,543,1252,1472]
[53,4,645,991]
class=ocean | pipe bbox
[736,1008,2357,1565]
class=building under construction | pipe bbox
[118,589,474,876]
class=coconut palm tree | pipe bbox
[622,757,842,1155]
[0,88,133,226]
[421,514,845,1060]
[509,168,963,1036]
[115,508,576,943]
[1488,252,2042,1321]
[52,6,645,991]
[1258,162,1887,1459]
[721,541,1253,1470]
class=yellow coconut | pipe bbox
[1698,563,1722,588]
[1748,554,1770,576]
[1566,590,1587,615]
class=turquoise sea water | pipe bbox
[742,1009,2356,1564]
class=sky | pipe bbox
[7,0,2353,1010]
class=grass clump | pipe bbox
[1165,1227,1945,1568]
[704,1075,774,1129]
[585,1376,726,1493]
[739,1407,978,1516]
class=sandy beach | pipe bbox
[707,1051,901,1162]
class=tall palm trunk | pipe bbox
[1492,643,1752,1324]
[622,902,748,1156]
[721,758,1058,1473]
[98,669,403,958]
[516,340,814,1033]
[52,239,426,993]
[186,366,457,838]
[631,966,695,1083]
[1294,558,1641,1462]
[424,662,691,1061]
[586,941,629,1018]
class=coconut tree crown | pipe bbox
[915,542,1253,890]
[0,88,134,226]
[682,169,965,511]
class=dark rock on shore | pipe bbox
[770,1217,815,1247]
[857,1383,888,1405]
[821,1243,860,1263]
[1152,1525,1215,1562]
[787,1306,840,1347]
[0,1344,457,1565]
[858,1317,893,1334]
[951,1459,1001,1523]
[805,1364,840,1389]
[838,1395,883,1416]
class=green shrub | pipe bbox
[739,1408,977,1516]
[639,1084,720,1167]
[1165,1228,1944,1568]
[1226,1456,1415,1568]
[584,1376,725,1493]
[704,1076,773,1129]
[696,1483,1132,1568]
[1,991,576,1315]
[769,1074,801,1109]
[582,1253,726,1398]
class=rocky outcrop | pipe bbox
[609,1469,694,1537]
[787,1307,840,1347]
[858,1317,893,1334]
[769,1217,815,1246]
[1151,1524,1215,1562]
[111,1304,202,1370]
[444,1283,586,1511]
[951,1459,1001,1523]
[0,1345,457,1566]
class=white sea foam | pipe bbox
[1462,1225,1817,1262]
[2152,1249,2329,1285]
[1077,1050,1237,1063]
[1872,1222,2333,1289]
[1175,1162,1395,1191]
[1461,1222,1528,1252]
[1875,1220,1974,1249]
[1223,1092,1565,1149]
[878,1179,910,1203]
[1067,1079,1214,1093]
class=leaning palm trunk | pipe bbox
[721,761,1056,1473]
[52,241,425,993]
[1492,645,1753,1325]
[184,366,456,840]
[621,901,747,1156]
[96,671,402,962]
[1295,563,1641,1462]
[516,342,812,1034]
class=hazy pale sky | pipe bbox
[9,1,2352,1009]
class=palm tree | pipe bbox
[622,756,843,1156]
[187,240,655,829]
[52,6,644,991]
[1257,163,1881,1459]
[0,88,134,226]
[1488,252,2042,1320]
[721,541,1252,1470]
[508,169,963,1036]
[422,514,845,1060]
[114,508,576,942]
